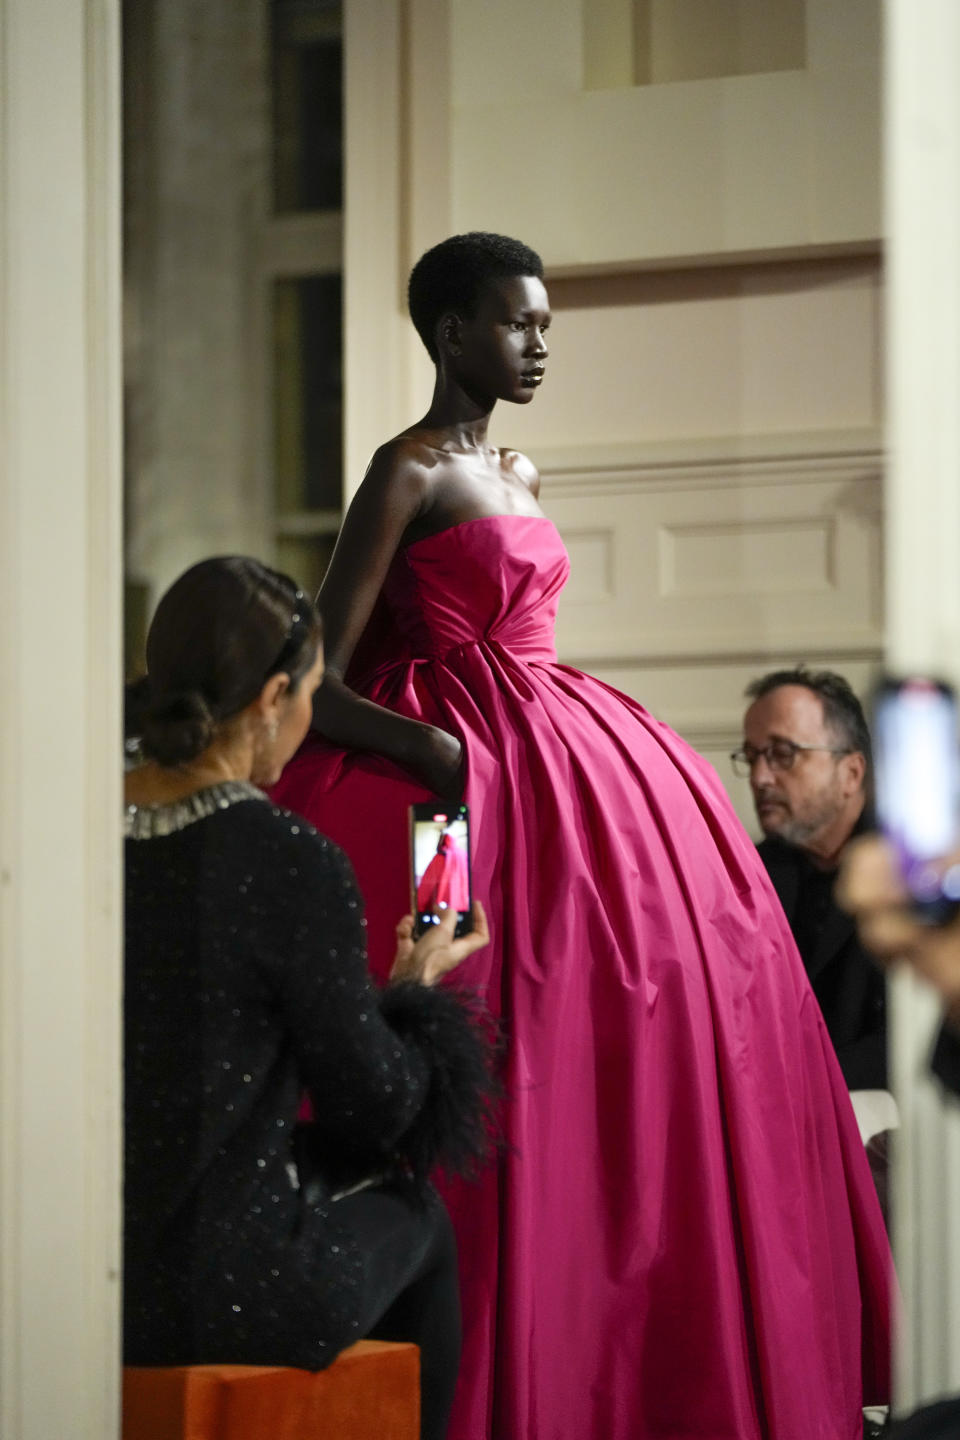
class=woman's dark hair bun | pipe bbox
[137,688,216,767]
[132,556,321,770]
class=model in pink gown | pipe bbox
[417,832,470,914]
[272,512,890,1440]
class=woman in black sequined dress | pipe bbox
[124,556,495,1440]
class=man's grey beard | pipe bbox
[761,797,841,854]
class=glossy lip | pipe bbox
[520,369,545,386]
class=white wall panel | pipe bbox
[505,261,883,458]
[450,0,880,268]
[541,442,882,664]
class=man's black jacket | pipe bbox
[758,834,887,1090]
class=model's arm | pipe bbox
[311,443,462,796]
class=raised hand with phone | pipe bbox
[838,675,960,1101]
[390,900,489,988]
[872,676,960,925]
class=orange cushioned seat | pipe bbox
[122,1340,420,1440]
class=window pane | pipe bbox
[276,534,338,599]
[638,0,806,84]
[273,273,343,513]
[587,0,806,88]
[272,0,343,213]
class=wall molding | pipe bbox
[543,431,884,666]
[562,642,885,673]
[537,427,883,495]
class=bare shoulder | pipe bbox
[500,447,540,497]
[372,430,438,467]
[365,432,436,488]
[350,433,437,520]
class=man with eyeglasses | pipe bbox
[734,667,887,1095]
[738,670,890,1436]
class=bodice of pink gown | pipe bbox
[272,515,891,1440]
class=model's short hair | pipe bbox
[745,665,872,772]
[408,231,544,362]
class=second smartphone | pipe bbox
[873,675,960,924]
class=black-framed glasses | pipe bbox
[729,740,853,778]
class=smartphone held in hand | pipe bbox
[409,801,473,937]
[874,675,960,924]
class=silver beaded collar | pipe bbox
[124,780,267,840]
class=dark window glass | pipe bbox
[276,535,338,597]
[272,0,343,213]
[273,273,342,512]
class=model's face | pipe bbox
[742,686,857,850]
[455,275,551,405]
[252,642,325,787]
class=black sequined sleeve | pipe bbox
[263,824,496,1180]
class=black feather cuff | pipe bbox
[378,981,501,1185]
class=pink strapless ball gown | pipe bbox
[272,515,891,1440]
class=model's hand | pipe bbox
[838,835,960,1023]
[390,901,489,987]
[412,725,464,803]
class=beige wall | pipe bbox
[448,0,879,268]
[511,260,882,453]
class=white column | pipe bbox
[885,0,960,1411]
[0,1,123,1436]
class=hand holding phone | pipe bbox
[410,801,473,938]
[873,676,960,924]
[390,900,489,987]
